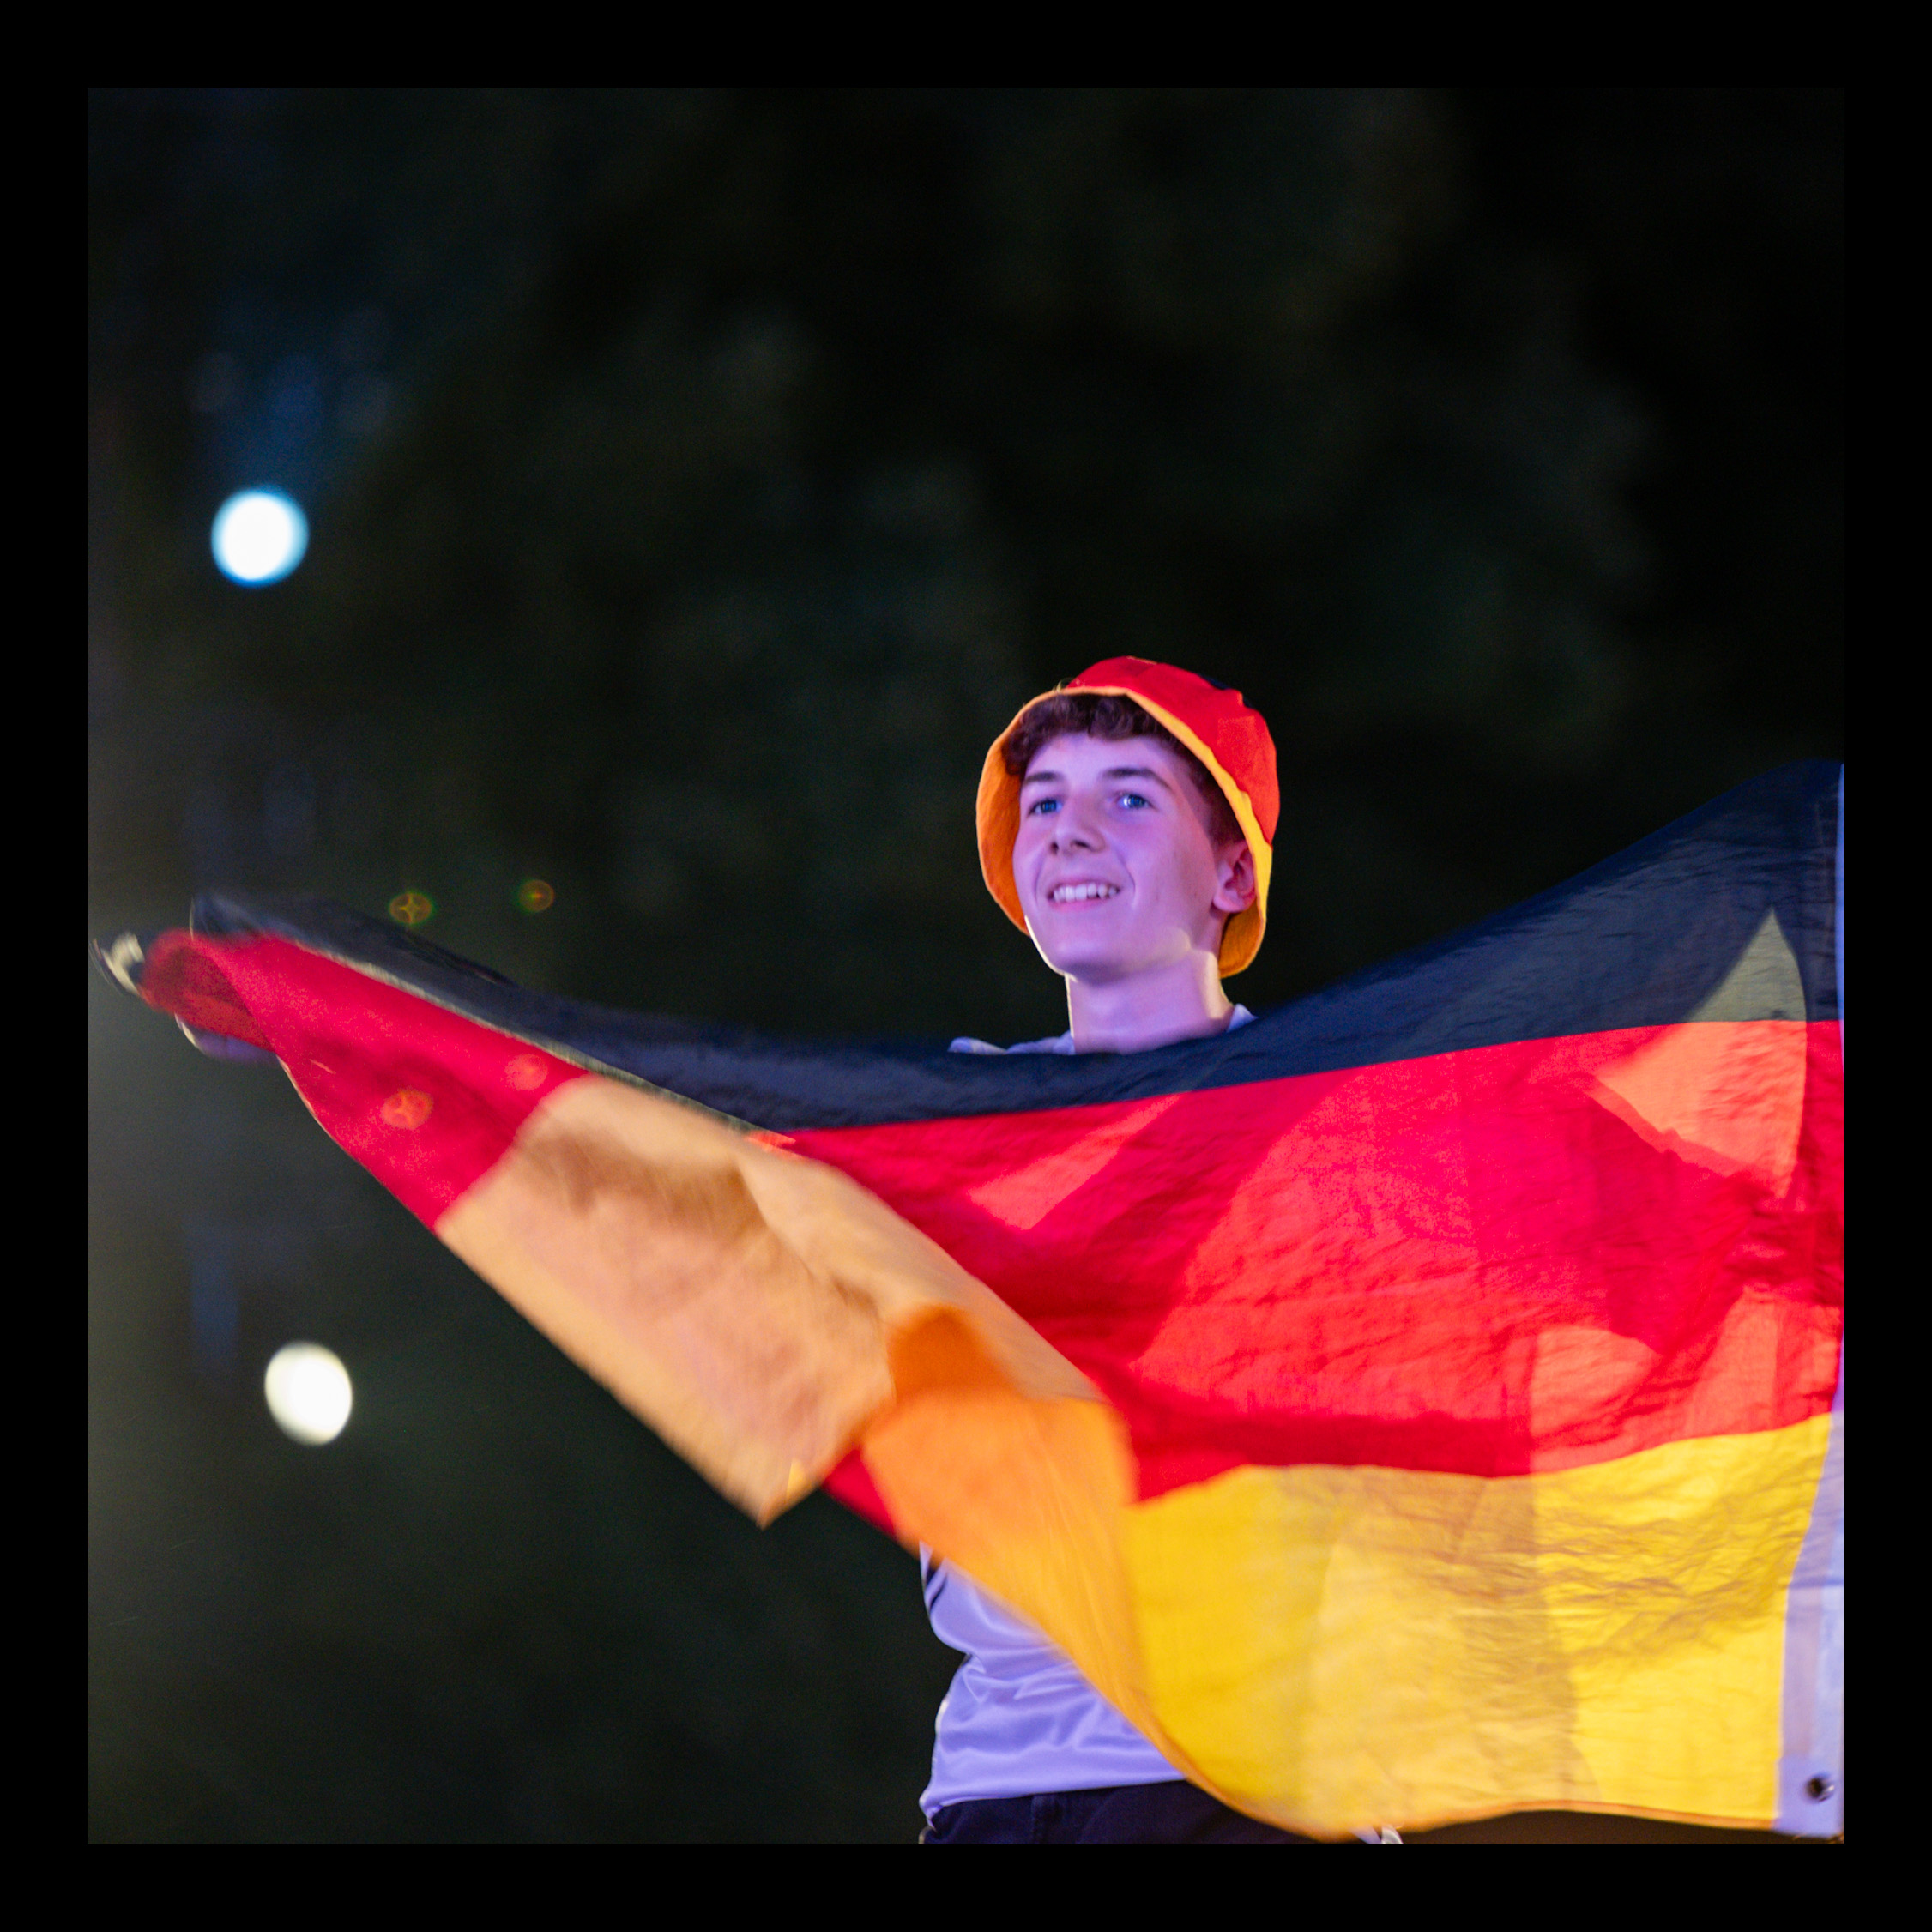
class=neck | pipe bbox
[1065,949,1234,1054]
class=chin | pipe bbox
[1029,933,1098,976]
[1035,939,1147,982]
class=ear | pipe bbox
[1211,841,1258,915]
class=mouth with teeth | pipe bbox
[1048,882,1122,903]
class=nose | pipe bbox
[1050,798,1104,852]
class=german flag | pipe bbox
[98,760,1844,1839]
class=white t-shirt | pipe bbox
[919,1006,1253,1819]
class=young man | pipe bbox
[919,658,1334,1845]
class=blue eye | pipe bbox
[1028,797,1062,816]
[1116,792,1151,810]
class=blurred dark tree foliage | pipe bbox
[89,86,1841,1032]
[88,89,1841,1842]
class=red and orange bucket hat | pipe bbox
[977,657,1280,976]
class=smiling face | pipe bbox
[1014,731,1256,986]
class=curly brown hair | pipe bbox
[1003,692,1243,846]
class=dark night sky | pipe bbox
[88,89,1841,1842]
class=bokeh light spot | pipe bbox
[380,1089,433,1129]
[389,890,435,926]
[211,489,309,584]
[517,878,556,913]
[264,1343,353,1445]
[504,1054,550,1090]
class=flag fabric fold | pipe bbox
[100,760,1844,1838]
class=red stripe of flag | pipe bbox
[790,1024,1843,1492]
[142,932,585,1225]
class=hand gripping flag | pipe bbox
[99,761,1844,1838]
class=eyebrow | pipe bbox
[1021,764,1176,790]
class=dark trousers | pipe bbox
[920,1781,1329,1844]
